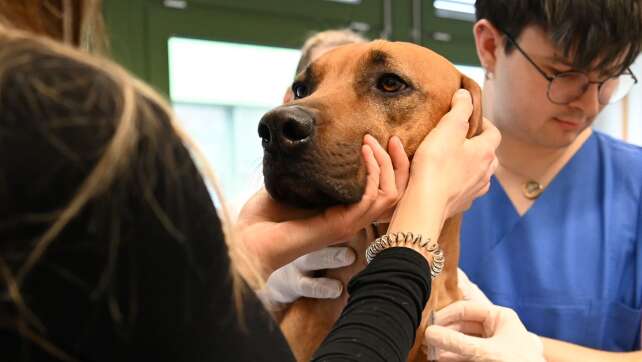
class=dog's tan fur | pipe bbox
[261,40,482,361]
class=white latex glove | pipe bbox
[457,268,492,305]
[424,300,545,362]
[256,246,355,311]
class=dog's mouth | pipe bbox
[262,150,365,209]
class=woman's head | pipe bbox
[0,0,107,52]
[0,25,260,357]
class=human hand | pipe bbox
[423,300,545,362]
[409,89,500,219]
[236,135,409,275]
[386,90,500,243]
[256,246,355,311]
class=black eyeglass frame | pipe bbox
[500,30,638,105]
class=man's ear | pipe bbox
[283,88,294,104]
[460,74,483,138]
[473,19,503,77]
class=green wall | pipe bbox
[103,0,478,97]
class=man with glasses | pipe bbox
[433,1,642,361]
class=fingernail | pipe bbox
[362,145,374,159]
[395,136,405,151]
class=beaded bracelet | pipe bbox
[365,231,445,279]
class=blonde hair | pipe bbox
[0,25,262,360]
[295,28,368,74]
[0,0,108,53]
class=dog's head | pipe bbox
[259,40,482,208]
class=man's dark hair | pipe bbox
[475,0,642,75]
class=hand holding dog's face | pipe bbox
[237,134,409,274]
[259,40,481,208]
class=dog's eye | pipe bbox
[292,82,309,99]
[377,74,407,93]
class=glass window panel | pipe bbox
[169,38,300,107]
[434,0,476,21]
[168,38,299,211]
[594,55,642,145]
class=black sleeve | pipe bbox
[312,247,431,362]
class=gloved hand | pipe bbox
[423,300,545,362]
[256,246,355,311]
[457,268,492,305]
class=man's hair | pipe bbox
[295,28,368,75]
[475,0,642,75]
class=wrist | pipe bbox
[388,182,449,238]
[366,232,445,278]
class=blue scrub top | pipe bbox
[460,131,642,351]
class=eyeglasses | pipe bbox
[501,31,638,105]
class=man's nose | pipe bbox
[568,83,601,116]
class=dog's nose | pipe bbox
[258,106,315,153]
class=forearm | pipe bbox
[312,247,431,361]
[542,337,642,362]
[387,180,449,239]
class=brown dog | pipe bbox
[258,40,482,362]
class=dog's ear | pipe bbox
[460,74,483,138]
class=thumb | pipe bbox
[433,89,472,139]
[425,325,485,359]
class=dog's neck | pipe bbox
[427,215,462,309]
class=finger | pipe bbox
[434,300,493,326]
[424,325,484,359]
[470,117,501,151]
[359,144,381,207]
[440,321,485,336]
[433,89,473,139]
[333,144,382,225]
[421,344,467,362]
[388,136,410,196]
[336,143,382,218]
[373,210,393,224]
[457,269,493,305]
[484,157,499,181]
[474,182,491,198]
[363,134,396,196]
[437,351,469,362]
[297,276,343,299]
[293,247,356,271]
